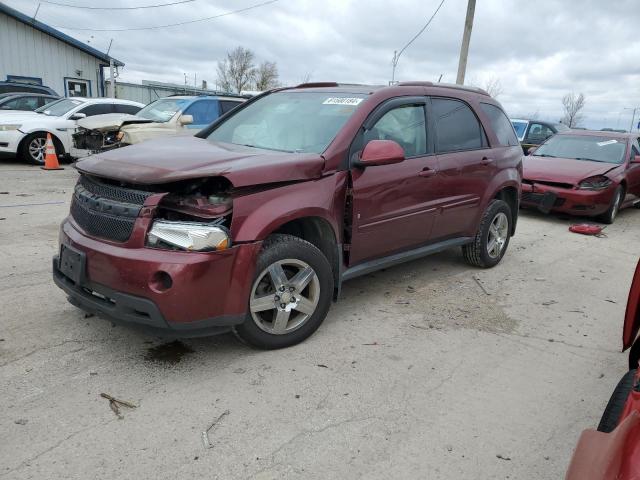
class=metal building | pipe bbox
[0,2,123,97]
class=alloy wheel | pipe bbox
[249,258,320,335]
[28,137,46,163]
[486,212,509,259]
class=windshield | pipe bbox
[511,120,527,140]
[207,91,367,153]
[36,98,84,116]
[533,135,627,164]
[136,98,191,122]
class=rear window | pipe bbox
[433,98,484,153]
[114,104,142,115]
[480,103,519,147]
[220,100,242,114]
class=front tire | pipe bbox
[597,369,636,433]
[463,199,512,268]
[233,234,334,349]
[598,186,623,225]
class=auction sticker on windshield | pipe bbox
[597,139,618,146]
[323,98,363,105]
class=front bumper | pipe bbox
[521,181,616,216]
[53,218,262,337]
[0,129,24,155]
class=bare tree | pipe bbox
[216,46,256,93]
[483,77,504,98]
[561,92,586,127]
[254,61,279,91]
[298,72,312,84]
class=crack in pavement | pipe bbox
[0,339,100,367]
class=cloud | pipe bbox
[6,0,640,129]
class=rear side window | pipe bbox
[432,98,484,153]
[114,104,142,115]
[480,103,519,147]
[219,100,242,114]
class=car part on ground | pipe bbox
[53,81,522,348]
[568,224,604,236]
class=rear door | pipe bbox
[430,97,495,240]
[349,97,440,265]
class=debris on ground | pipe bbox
[542,300,558,306]
[100,393,137,419]
[569,224,605,236]
[316,364,328,368]
[496,454,512,461]
[14,419,28,425]
[202,410,230,449]
[473,276,491,296]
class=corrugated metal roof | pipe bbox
[0,2,124,66]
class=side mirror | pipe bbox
[527,147,537,156]
[632,155,640,164]
[179,114,193,126]
[69,112,86,120]
[359,140,405,167]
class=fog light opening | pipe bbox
[149,271,173,293]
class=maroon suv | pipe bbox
[53,82,522,349]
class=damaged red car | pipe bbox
[522,131,640,223]
[53,82,522,349]
[566,259,640,479]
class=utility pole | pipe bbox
[456,0,476,85]
[625,107,639,133]
[109,58,115,98]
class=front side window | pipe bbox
[38,98,85,116]
[207,92,367,154]
[77,103,113,117]
[136,98,191,123]
[480,103,519,147]
[1,96,39,110]
[526,123,554,143]
[183,100,218,124]
[532,135,627,164]
[364,105,427,157]
[114,104,142,115]
[220,100,242,114]
[433,98,484,153]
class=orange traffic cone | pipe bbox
[41,133,63,170]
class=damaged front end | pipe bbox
[70,173,234,251]
[72,114,153,155]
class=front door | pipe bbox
[430,97,495,240]
[349,98,440,265]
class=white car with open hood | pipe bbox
[0,97,144,165]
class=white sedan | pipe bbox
[0,97,144,165]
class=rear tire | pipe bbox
[597,369,636,433]
[598,186,623,225]
[463,199,512,268]
[233,234,334,349]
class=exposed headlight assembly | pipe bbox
[147,220,230,251]
[0,124,21,131]
[578,175,612,190]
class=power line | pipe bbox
[40,0,195,9]
[48,0,279,31]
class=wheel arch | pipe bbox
[18,130,66,156]
[493,185,519,236]
[269,215,341,291]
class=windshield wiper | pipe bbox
[236,143,294,153]
[533,154,555,158]
[573,157,607,163]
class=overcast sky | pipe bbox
[7,0,640,129]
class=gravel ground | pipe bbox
[1,160,639,479]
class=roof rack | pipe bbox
[294,82,340,88]
[167,92,251,98]
[398,81,490,96]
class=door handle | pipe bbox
[481,157,494,165]
[418,168,437,178]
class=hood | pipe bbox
[75,135,326,187]
[76,113,152,131]
[0,111,43,122]
[623,259,640,351]
[523,156,620,185]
